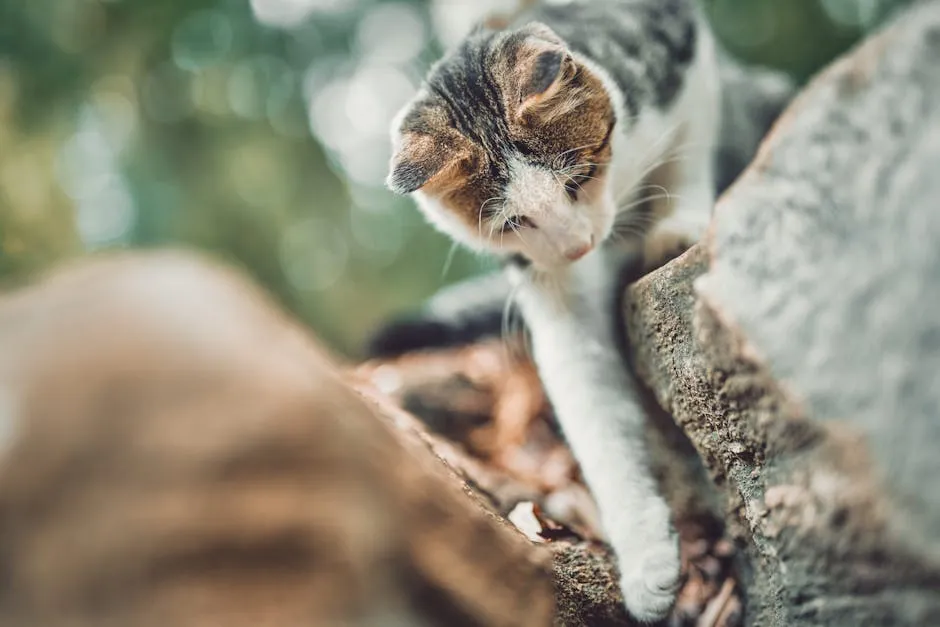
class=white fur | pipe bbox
[575,21,720,251]
[510,249,681,621]
[410,155,614,270]
[640,15,721,265]
[502,157,599,265]
[509,18,720,622]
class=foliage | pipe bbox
[0,0,909,354]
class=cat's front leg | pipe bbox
[510,254,680,622]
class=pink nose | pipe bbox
[565,238,594,261]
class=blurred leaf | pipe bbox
[0,0,912,353]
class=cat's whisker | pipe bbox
[555,160,611,176]
[613,120,687,201]
[627,120,682,178]
[615,184,675,211]
[619,192,683,215]
[609,226,643,242]
[614,153,690,206]
[614,209,666,232]
[630,185,673,203]
[570,174,602,183]
[501,271,535,363]
[617,156,676,199]
[612,196,685,238]
[550,140,616,170]
[567,178,591,195]
[615,211,660,229]
[440,241,460,279]
[612,228,647,243]
[557,141,603,159]
[553,171,591,196]
[615,212,659,230]
[558,159,610,169]
[616,138,713,203]
[479,197,499,238]
[555,170,605,184]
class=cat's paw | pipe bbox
[611,499,682,622]
[618,541,681,622]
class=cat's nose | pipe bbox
[565,236,595,261]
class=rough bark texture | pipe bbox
[0,253,555,627]
[626,2,940,624]
[1,3,939,626]
[354,343,739,627]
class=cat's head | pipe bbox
[387,22,617,270]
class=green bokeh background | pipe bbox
[0,0,910,355]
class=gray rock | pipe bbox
[628,2,940,624]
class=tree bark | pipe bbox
[1,2,939,626]
[0,253,555,627]
[626,1,940,624]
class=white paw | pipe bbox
[611,501,682,622]
[619,541,681,622]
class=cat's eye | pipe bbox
[564,164,598,201]
[564,179,582,201]
[500,215,537,233]
[565,175,591,201]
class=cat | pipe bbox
[370,44,794,357]
[379,0,790,620]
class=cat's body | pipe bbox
[381,0,790,620]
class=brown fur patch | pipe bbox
[399,132,472,195]
[389,102,474,195]
[455,57,614,230]
[391,28,616,236]
[496,46,615,206]
[437,150,503,234]
[495,33,615,161]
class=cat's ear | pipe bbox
[387,132,451,195]
[512,23,569,118]
[387,98,465,195]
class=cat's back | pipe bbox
[519,0,703,112]
[524,0,696,39]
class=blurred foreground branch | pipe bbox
[1,2,940,626]
[0,252,554,627]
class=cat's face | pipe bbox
[387,23,616,270]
